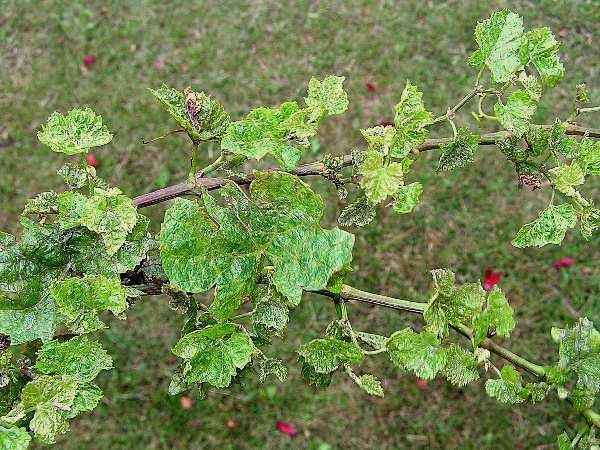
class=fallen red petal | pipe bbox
[365,82,377,92]
[180,396,193,410]
[275,421,297,437]
[86,152,97,167]
[83,55,96,67]
[416,378,428,390]
[483,268,502,291]
[553,257,575,270]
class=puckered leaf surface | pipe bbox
[472,287,515,347]
[392,81,433,157]
[50,275,127,334]
[494,90,537,138]
[150,84,230,142]
[512,204,577,248]
[437,128,480,172]
[172,324,255,388]
[35,336,112,382]
[297,338,363,374]
[160,172,354,318]
[468,10,524,83]
[358,150,404,204]
[521,27,564,87]
[37,108,113,155]
[387,328,447,380]
[424,269,485,337]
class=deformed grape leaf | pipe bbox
[468,10,524,83]
[65,383,103,419]
[37,108,113,155]
[437,128,480,172]
[160,172,354,319]
[222,75,348,169]
[494,90,537,138]
[35,336,112,382]
[472,287,515,347]
[392,81,433,158]
[221,101,304,170]
[521,27,564,87]
[252,285,289,338]
[442,344,479,387]
[387,328,447,380]
[0,424,31,450]
[297,338,363,374]
[577,137,600,176]
[392,182,423,214]
[358,150,403,204]
[347,370,384,397]
[549,161,585,198]
[305,75,349,116]
[150,84,230,142]
[57,188,138,255]
[172,324,255,388]
[424,269,486,337]
[485,366,547,404]
[50,275,127,334]
[361,126,401,156]
[552,318,600,399]
[338,195,376,228]
[512,204,577,248]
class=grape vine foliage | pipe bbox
[2,9,600,449]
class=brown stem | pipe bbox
[132,124,600,209]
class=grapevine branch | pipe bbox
[131,278,600,428]
[323,285,600,429]
[132,124,600,208]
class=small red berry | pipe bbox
[86,152,97,167]
[226,419,236,429]
[83,55,97,67]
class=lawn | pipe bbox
[1,0,600,448]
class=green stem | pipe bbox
[327,285,600,429]
[583,409,600,429]
[432,88,480,124]
[578,105,600,114]
[200,154,225,177]
[339,285,426,313]
[475,67,485,86]
[232,309,255,320]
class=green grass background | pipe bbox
[2,0,600,448]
